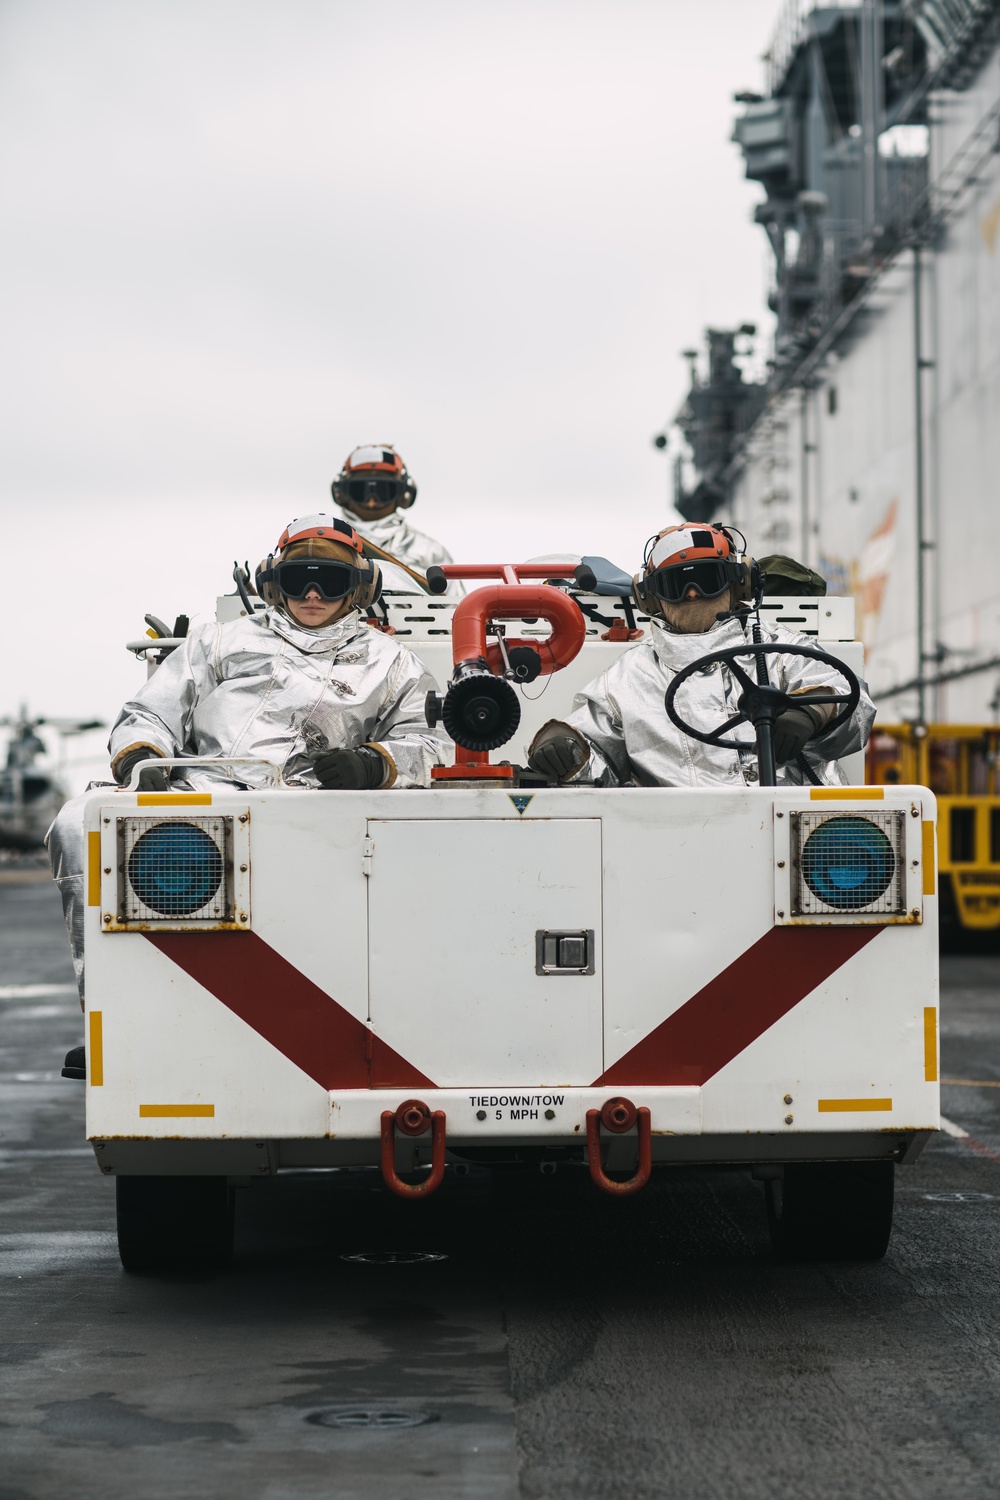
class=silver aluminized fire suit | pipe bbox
[332,507,464,594]
[48,606,446,1000]
[107,605,444,789]
[565,614,875,788]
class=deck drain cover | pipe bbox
[306,1406,440,1430]
[923,1190,994,1202]
[340,1251,448,1265]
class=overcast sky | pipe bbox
[0,0,784,782]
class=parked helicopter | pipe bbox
[0,710,104,851]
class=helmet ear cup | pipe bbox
[353,557,382,611]
[398,472,417,509]
[331,476,356,513]
[255,554,279,608]
[631,571,661,620]
[731,556,762,605]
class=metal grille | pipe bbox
[378,592,651,641]
[792,811,905,916]
[118,816,232,923]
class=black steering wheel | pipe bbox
[663,641,860,788]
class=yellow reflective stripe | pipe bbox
[87,831,102,906]
[924,1008,938,1082]
[138,1104,215,1118]
[922,820,936,895]
[809,787,885,800]
[817,1097,893,1112]
[136,793,213,806]
[89,1011,103,1087]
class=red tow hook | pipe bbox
[585,1097,652,1196]
[380,1099,447,1200]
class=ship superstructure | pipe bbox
[668,0,1000,725]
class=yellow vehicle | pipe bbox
[868,724,1000,936]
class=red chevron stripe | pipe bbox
[146,931,434,1091]
[600,926,881,1086]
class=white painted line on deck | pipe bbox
[0,1148,94,1159]
[0,983,77,999]
[940,1116,970,1139]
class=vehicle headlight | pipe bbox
[128,821,224,918]
[791,810,906,916]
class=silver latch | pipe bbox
[535,929,595,975]
[362,835,375,877]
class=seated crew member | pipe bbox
[48,514,445,1002]
[526,524,875,789]
[331,443,463,593]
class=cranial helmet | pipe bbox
[255,514,382,614]
[331,444,417,515]
[632,523,759,619]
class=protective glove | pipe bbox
[313,746,387,790]
[772,703,823,765]
[527,720,590,782]
[113,747,171,792]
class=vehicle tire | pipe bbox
[116,1175,234,1273]
[764,1160,894,1261]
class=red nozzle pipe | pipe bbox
[451,584,586,678]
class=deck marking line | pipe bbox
[943,1077,1000,1089]
[89,1012,103,1087]
[939,1115,1000,1167]
[0,984,77,1000]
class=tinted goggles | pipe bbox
[272,559,365,601]
[645,558,741,603]
[346,478,404,506]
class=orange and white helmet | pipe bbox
[332,444,417,515]
[633,524,756,616]
[255,514,381,612]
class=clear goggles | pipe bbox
[272,559,365,601]
[344,477,405,506]
[644,558,742,603]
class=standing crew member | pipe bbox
[527,524,874,788]
[331,444,463,592]
[48,514,446,1001]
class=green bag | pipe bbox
[758,554,828,597]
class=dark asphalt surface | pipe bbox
[3,869,1000,1499]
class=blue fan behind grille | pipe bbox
[128,822,224,917]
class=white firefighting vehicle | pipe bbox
[75,560,938,1270]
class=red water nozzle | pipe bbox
[450,584,586,679]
